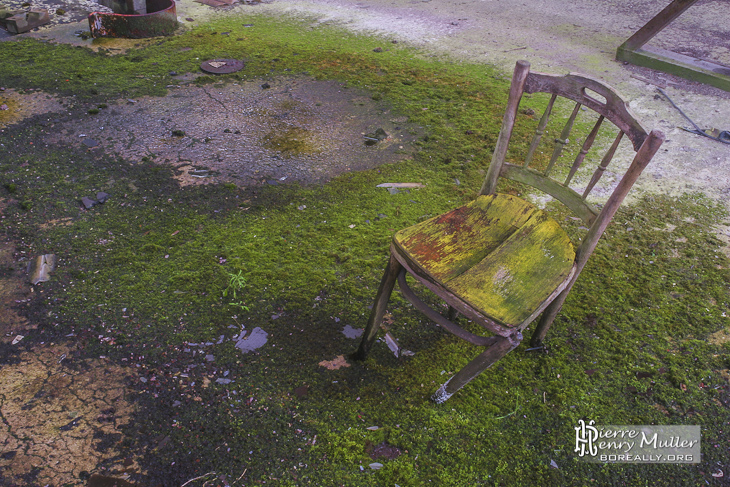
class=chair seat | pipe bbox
[393,193,576,327]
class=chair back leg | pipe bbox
[355,253,402,360]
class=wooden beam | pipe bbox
[616,0,730,92]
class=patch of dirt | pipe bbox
[0,344,140,486]
[0,240,139,486]
[0,89,66,129]
[0,242,32,343]
[40,76,419,187]
[709,327,730,346]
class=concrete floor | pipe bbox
[3,0,730,215]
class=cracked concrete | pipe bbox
[0,342,140,486]
[0,1,728,484]
[37,76,419,187]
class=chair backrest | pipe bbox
[480,60,664,273]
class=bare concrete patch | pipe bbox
[0,345,140,486]
[41,76,418,187]
[0,89,66,129]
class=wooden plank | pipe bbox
[500,164,599,224]
[376,183,426,188]
[617,46,730,93]
[615,0,730,93]
[394,194,538,282]
[445,211,575,326]
[621,0,700,51]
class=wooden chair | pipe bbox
[354,60,665,403]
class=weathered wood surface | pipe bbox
[357,60,664,402]
[523,72,648,150]
[621,0,700,51]
[499,164,599,224]
[566,115,604,186]
[481,60,531,196]
[395,194,537,282]
[442,206,574,326]
[395,193,575,327]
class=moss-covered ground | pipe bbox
[1,13,729,487]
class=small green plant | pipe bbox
[223,270,249,312]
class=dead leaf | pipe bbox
[319,355,351,370]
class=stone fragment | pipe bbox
[28,254,56,285]
[81,196,97,209]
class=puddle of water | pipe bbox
[40,76,419,187]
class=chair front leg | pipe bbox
[354,253,402,360]
[432,331,522,403]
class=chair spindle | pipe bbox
[582,131,625,199]
[565,115,605,186]
[524,94,558,168]
[545,102,581,176]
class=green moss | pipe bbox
[0,11,728,487]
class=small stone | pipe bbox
[81,196,97,209]
[235,327,268,354]
[261,83,271,89]
[169,71,178,76]
[373,47,383,52]
[185,17,194,22]
[96,192,110,203]
[342,325,363,339]
[83,138,99,148]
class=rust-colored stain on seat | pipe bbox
[395,193,575,326]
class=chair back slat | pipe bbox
[545,102,581,177]
[582,131,624,199]
[482,60,663,229]
[524,93,557,167]
[523,71,647,150]
[565,115,604,186]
